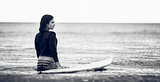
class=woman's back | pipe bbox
[35,30,58,62]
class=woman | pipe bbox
[35,14,62,71]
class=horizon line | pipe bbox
[0,22,160,24]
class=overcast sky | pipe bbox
[0,0,160,23]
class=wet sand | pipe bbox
[0,23,160,82]
[0,72,160,82]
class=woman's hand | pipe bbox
[55,62,63,69]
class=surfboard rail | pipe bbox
[40,56,113,74]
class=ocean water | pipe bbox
[0,23,160,79]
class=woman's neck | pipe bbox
[45,26,50,31]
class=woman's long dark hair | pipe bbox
[39,14,53,32]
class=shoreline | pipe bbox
[0,72,160,82]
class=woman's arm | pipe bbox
[35,34,40,58]
[49,32,65,69]
[49,32,59,62]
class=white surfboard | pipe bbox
[40,56,113,74]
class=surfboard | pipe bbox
[40,56,113,74]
